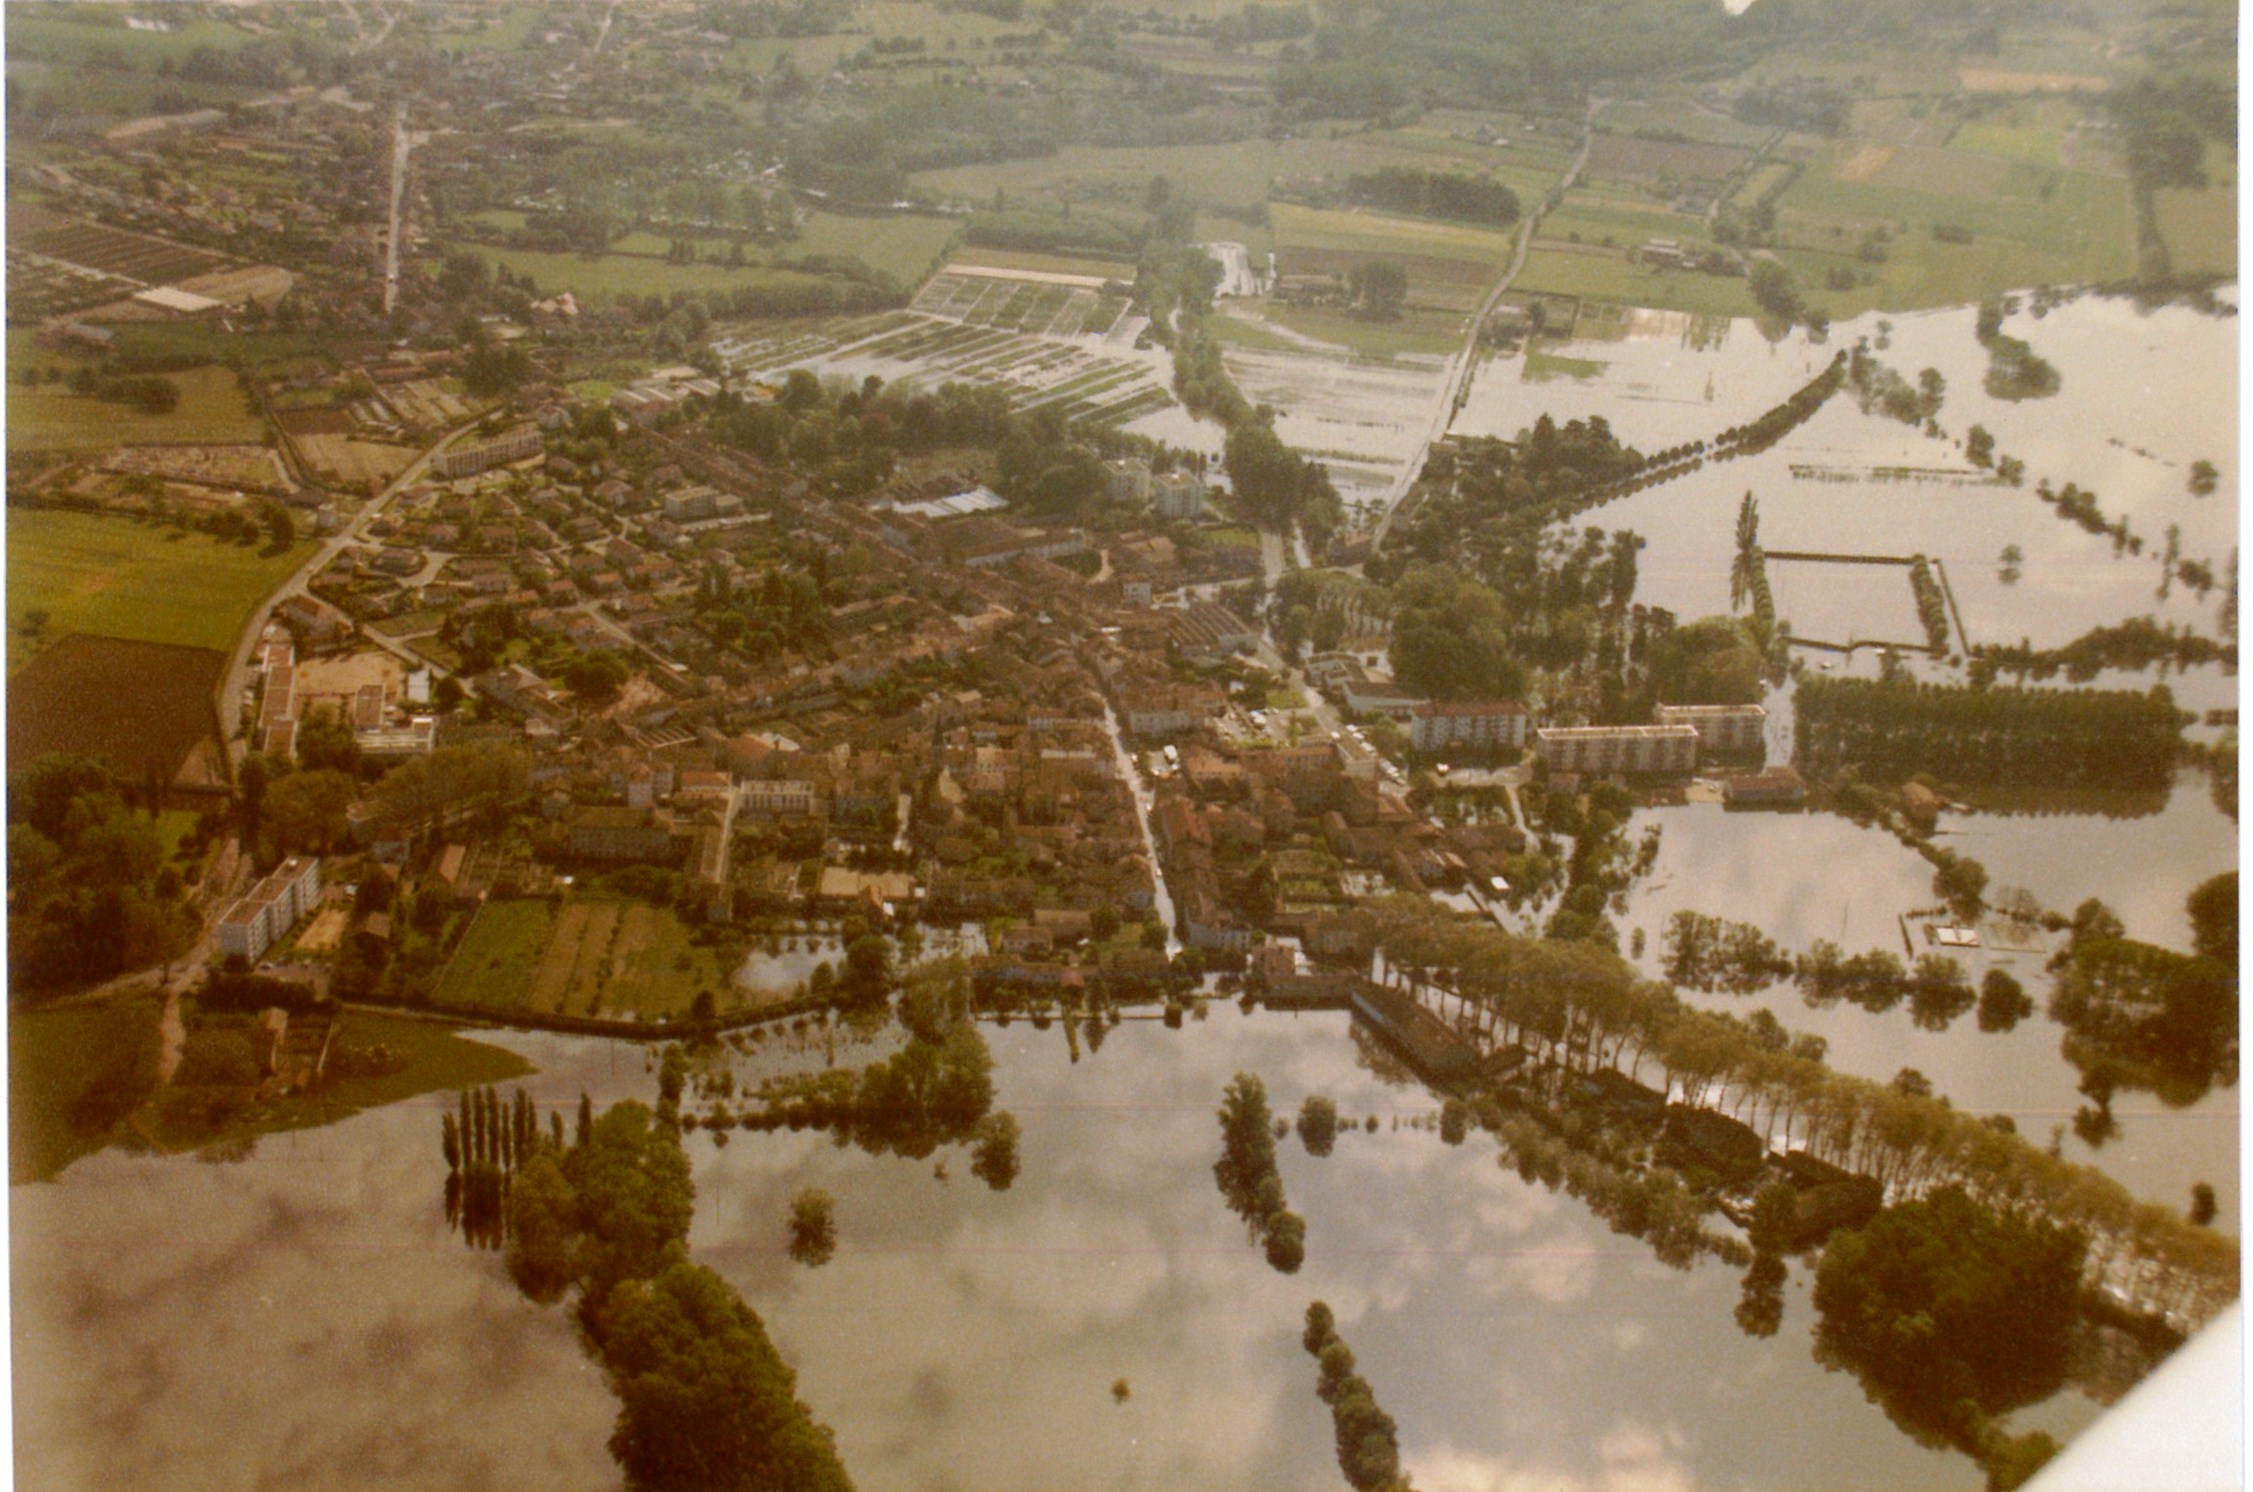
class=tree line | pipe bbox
[1214,1072,1307,1272]
[1369,896,2236,1332]
[1970,615,2234,687]
[487,1094,855,1491]
[1792,676,2184,792]
[1344,166,1519,227]
[1300,1302,1413,1492]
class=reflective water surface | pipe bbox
[15,1009,2114,1491]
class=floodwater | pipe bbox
[14,1010,2099,1492]
[1614,781,2239,1233]
[1454,295,2237,654]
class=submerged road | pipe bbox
[1370,98,1603,554]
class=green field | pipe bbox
[1595,101,1776,150]
[1259,304,1465,359]
[439,897,732,1021]
[141,1010,536,1157]
[7,364,267,452]
[1270,202,1519,265]
[1949,119,2066,166]
[1545,197,1722,254]
[456,247,857,303]
[1778,160,2135,296]
[793,212,962,284]
[916,129,1566,218]
[1524,348,1608,381]
[436,899,553,1009]
[1513,248,1762,319]
[9,996,162,1183]
[2154,184,2238,279]
[7,508,314,674]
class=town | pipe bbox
[5,4,2238,1492]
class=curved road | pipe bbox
[1371,99,1603,553]
[219,415,493,773]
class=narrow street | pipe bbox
[1099,700,1182,955]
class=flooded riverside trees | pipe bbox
[1366,899,2238,1335]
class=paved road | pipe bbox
[219,416,491,770]
[1371,100,1603,553]
[381,104,409,315]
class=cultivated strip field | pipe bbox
[714,269,1178,429]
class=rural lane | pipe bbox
[1371,98,1605,554]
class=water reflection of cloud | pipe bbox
[15,1110,616,1491]
[1416,1418,1696,1492]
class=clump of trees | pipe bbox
[1663,911,1793,993]
[1793,676,2185,792]
[503,1099,855,1492]
[1225,421,1345,551]
[2048,890,2237,1103]
[1345,167,1519,226]
[1301,1302,1414,1492]
[8,754,199,991]
[1814,1186,2082,1486]
[1344,259,1408,319]
[788,1188,838,1266]
[1297,1094,1339,1156]
[1214,1072,1307,1272]
[1372,896,2237,1330]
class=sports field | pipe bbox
[438,897,737,1021]
[7,508,313,673]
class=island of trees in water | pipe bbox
[1792,676,2186,791]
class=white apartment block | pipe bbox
[215,856,324,963]
[1655,703,1768,753]
[1409,700,1530,754]
[1536,725,1699,776]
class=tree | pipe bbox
[787,1188,837,1265]
[1345,259,1407,319]
[1731,493,1761,612]
[2189,1182,2219,1227]
[2186,872,2236,966]
[505,1151,584,1304]
[1976,968,2033,1033]
[970,1111,1021,1190]
[1814,1186,2086,1447]
[295,706,361,776]
[563,652,631,708]
[1296,1094,1339,1156]
[262,768,357,854]
[589,1262,854,1492]
[2188,460,2220,497]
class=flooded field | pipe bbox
[1455,295,2238,654]
[1613,780,2239,1234]
[14,1009,2110,1492]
